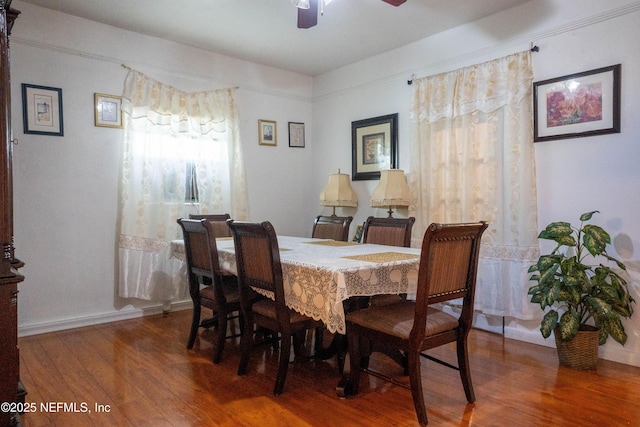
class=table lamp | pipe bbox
[370,169,410,218]
[319,169,358,216]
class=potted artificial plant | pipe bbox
[527,211,634,369]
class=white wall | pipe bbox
[11,1,314,334]
[11,0,640,367]
[311,0,640,366]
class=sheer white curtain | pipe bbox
[408,51,540,319]
[118,69,248,301]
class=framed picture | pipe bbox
[534,64,621,142]
[258,119,277,146]
[352,224,363,243]
[351,113,398,180]
[21,83,64,136]
[94,93,123,128]
[288,122,305,148]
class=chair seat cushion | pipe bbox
[346,301,458,339]
[199,279,240,305]
[252,298,314,324]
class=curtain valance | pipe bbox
[410,51,533,123]
[122,69,235,136]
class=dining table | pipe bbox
[170,235,420,334]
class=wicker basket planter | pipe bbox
[529,212,634,368]
[554,325,599,370]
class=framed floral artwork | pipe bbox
[533,64,621,142]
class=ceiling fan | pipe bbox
[295,0,407,29]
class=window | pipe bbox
[185,162,199,203]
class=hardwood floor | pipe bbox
[18,309,640,426]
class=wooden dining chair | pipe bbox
[338,221,489,426]
[227,219,323,396]
[311,215,353,241]
[177,218,242,363]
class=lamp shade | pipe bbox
[320,171,358,208]
[371,169,410,208]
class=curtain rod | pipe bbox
[406,44,540,86]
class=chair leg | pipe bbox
[237,321,254,376]
[187,303,201,349]
[346,330,362,395]
[407,350,428,426]
[457,335,476,403]
[212,307,228,364]
[238,311,245,333]
[313,326,335,360]
[292,330,306,358]
[274,331,292,396]
[335,334,347,374]
[360,337,371,369]
[314,327,347,373]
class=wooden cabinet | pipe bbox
[1,1,22,426]
[0,283,20,426]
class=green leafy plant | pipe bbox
[528,211,634,345]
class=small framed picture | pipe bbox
[94,93,123,128]
[22,83,64,136]
[288,122,305,148]
[259,119,277,146]
[533,64,621,142]
[351,113,398,180]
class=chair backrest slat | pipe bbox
[189,233,211,272]
[227,220,285,301]
[177,218,229,303]
[427,238,474,298]
[240,235,275,289]
[178,219,214,274]
[178,217,229,275]
[412,222,488,339]
[312,215,353,241]
[362,216,415,247]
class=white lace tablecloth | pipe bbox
[170,236,420,334]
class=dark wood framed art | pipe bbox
[351,113,398,180]
[533,64,621,142]
[288,122,305,147]
[21,83,64,136]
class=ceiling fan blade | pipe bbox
[298,0,318,29]
[382,0,407,5]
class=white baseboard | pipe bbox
[505,325,554,348]
[440,304,504,335]
[18,300,193,337]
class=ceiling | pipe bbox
[18,0,530,76]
